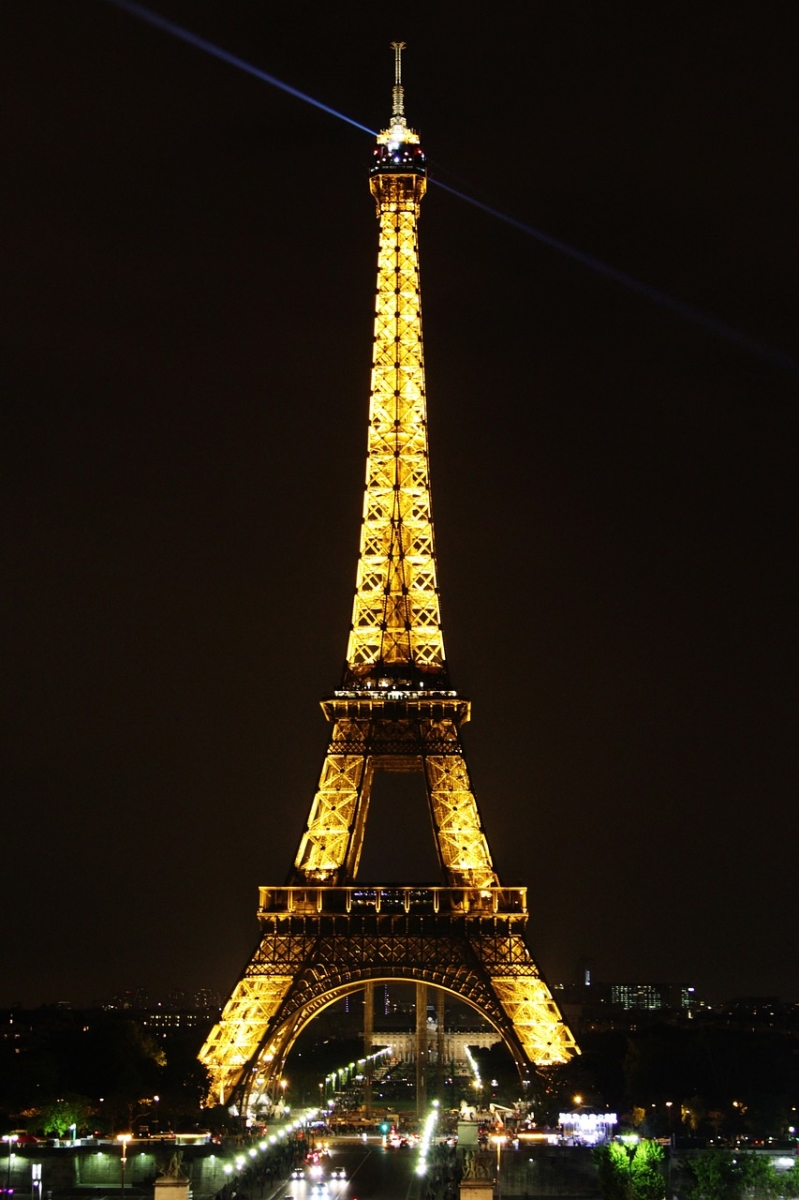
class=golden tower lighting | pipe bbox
[199,44,577,1114]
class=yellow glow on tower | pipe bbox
[198,45,577,1115]
[345,78,441,680]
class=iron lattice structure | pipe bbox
[199,47,578,1111]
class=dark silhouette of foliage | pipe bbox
[687,1149,799,1200]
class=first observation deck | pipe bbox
[258,884,527,919]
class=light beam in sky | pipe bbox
[429,179,799,379]
[104,0,376,136]
[105,0,799,380]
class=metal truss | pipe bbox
[199,57,578,1112]
[200,892,577,1108]
[345,169,445,679]
[290,703,497,889]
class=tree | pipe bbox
[595,1140,666,1200]
[629,1140,666,1200]
[687,1148,790,1200]
[38,1095,93,1138]
[596,1142,634,1200]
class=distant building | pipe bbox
[552,980,700,1032]
[609,983,696,1011]
[368,1029,498,1064]
[105,987,221,1013]
[715,996,796,1030]
[111,987,151,1010]
[141,1008,217,1032]
[193,987,220,1009]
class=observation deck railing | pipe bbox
[257,885,527,919]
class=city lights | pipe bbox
[558,1112,617,1145]
[464,1046,482,1092]
[116,1134,132,1200]
[415,1100,439,1176]
[2,1135,18,1197]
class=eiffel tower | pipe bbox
[199,45,578,1112]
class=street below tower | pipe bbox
[282,1139,426,1200]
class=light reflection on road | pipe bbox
[279,1139,423,1200]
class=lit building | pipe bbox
[558,1110,617,1145]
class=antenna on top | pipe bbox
[391,41,406,120]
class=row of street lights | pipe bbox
[322,1047,392,1099]
[115,1115,313,1200]
[220,1116,313,1190]
[4,1111,317,1200]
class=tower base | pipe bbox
[199,885,576,1109]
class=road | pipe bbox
[281,1139,427,1200]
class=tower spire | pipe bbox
[391,40,406,123]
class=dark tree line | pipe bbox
[0,1009,210,1135]
[555,1024,798,1139]
[474,1022,799,1141]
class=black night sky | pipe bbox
[2,2,797,1010]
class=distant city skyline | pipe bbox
[7,976,799,1014]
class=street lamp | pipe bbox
[117,1134,132,1200]
[2,1135,18,1195]
[491,1134,507,1200]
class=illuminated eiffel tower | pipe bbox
[199,45,577,1112]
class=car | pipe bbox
[291,1168,304,1179]
[330,1169,346,1180]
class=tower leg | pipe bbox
[363,981,374,1120]
[416,982,427,1118]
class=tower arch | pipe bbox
[240,975,522,1112]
